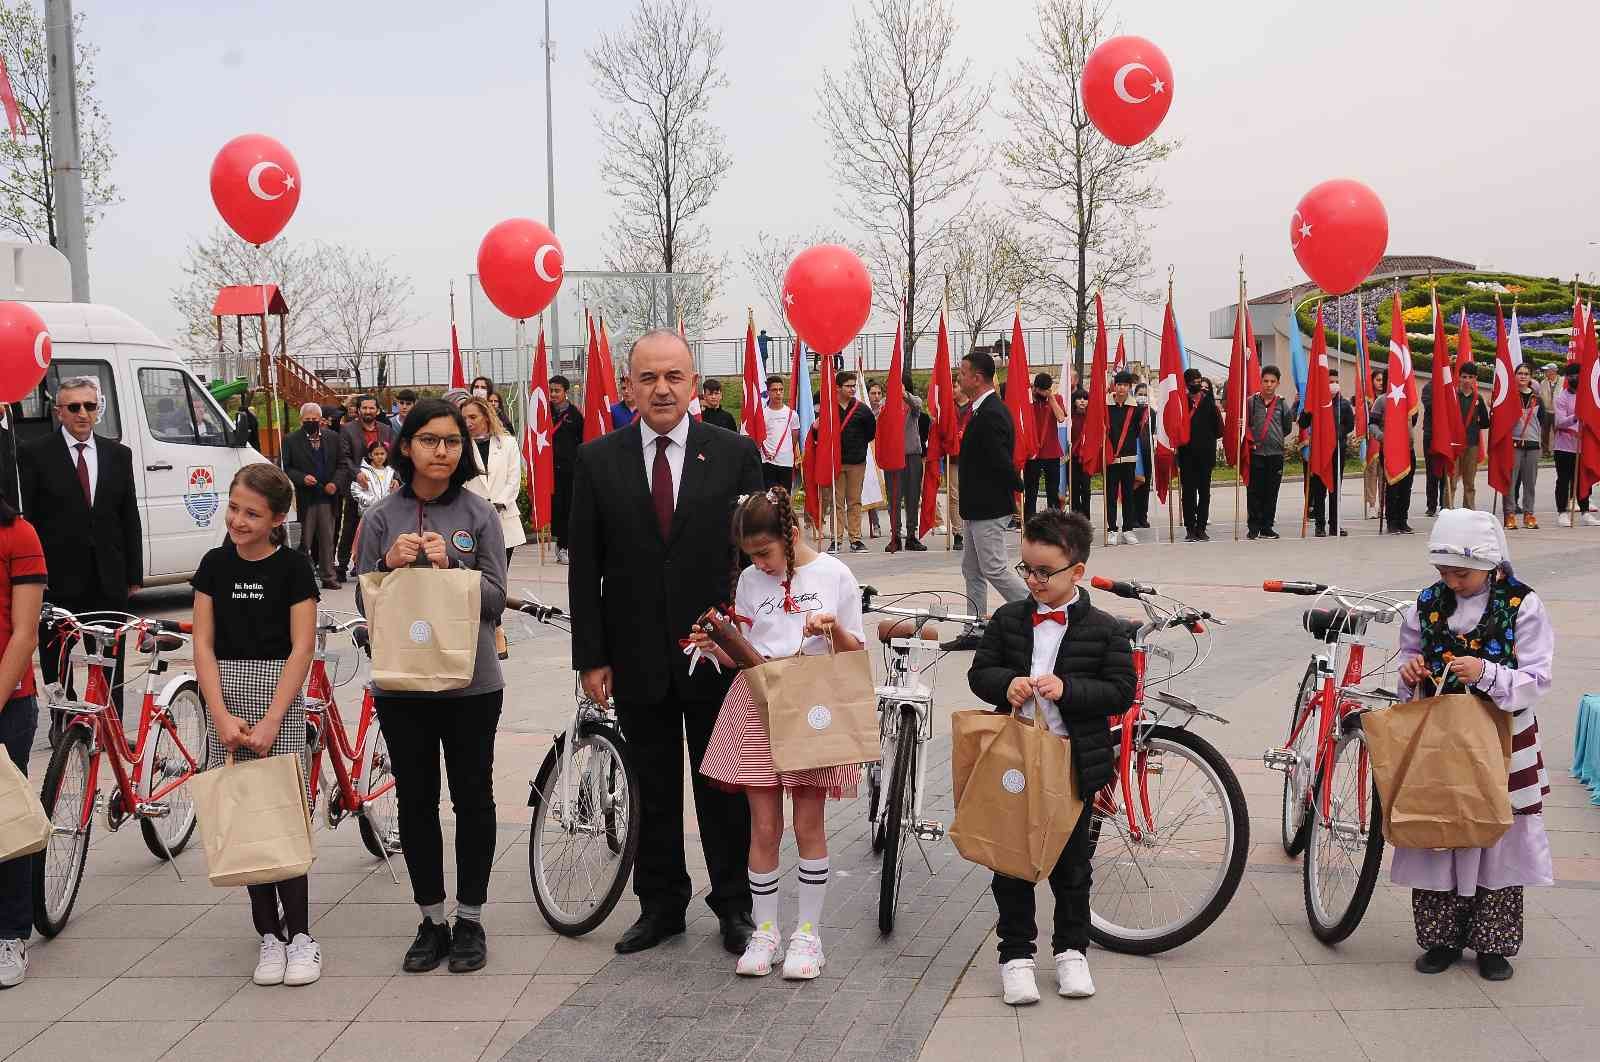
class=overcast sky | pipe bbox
[78,0,1600,365]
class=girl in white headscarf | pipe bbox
[1392,508,1554,982]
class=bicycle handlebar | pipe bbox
[1263,580,1328,595]
[859,585,981,627]
[1089,576,1156,600]
[506,594,566,623]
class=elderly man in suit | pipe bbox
[19,375,143,729]
[281,401,342,589]
[568,330,764,956]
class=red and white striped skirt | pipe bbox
[700,671,861,799]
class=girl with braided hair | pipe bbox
[697,487,865,980]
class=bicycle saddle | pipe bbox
[877,617,937,644]
[1302,607,1350,643]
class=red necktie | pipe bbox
[75,443,91,506]
[1032,610,1066,627]
[652,436,674,538]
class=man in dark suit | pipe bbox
[335,395,395,581]
[1177,369,1222,541]
[548,375,584,565]
[568,330,763,957]
[1298,367,1357,537]
[281,401,342,589]
[942,351,1028,652]
[19,376,143,728]
[232,389,260,452]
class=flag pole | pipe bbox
[1234,261,1246,541]
[1301,297,1313,539]
[944,280,954,553]
[1167,269,1178,544]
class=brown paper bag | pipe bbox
[0,750,49,861]
[359,566,482,692]
[744,648,878,772]
[1363,692,1514,850]
[948,709,1081,883]
[191,753,315,887]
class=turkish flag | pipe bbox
[739,313,767,444]
[1305,305,1337,492]
[582,313,613,442]
[1578,305,1600,498]
[1568,296,1584,365]
[522,321,555,529]
[1353,301,1371,463]
[877,313,907,472]
[450,321,467,390]
[1487,299,1518,497]
[1428,290,1465,477]
[1112,330,1126,373]
[1382,292,1417,484]
[1076,292,1111,476]
[919,306,956,538]
[1005,309,1034,470]
[1152,297,1190,501]
[597,314,620,410]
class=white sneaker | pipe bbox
[555,548,569,565]
[736,926,783,977]
[1000,958,1040,1005]
[0,939,26,989]
[253,934,287,986]
[781,926,825,980]
[1054,949,1095,998]
[1558,512,1572,527]
[1121,530,1138,545]
[284,933,322,986]
[1584,512,1600,526]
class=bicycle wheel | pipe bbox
[140,680,204,859]
[358,723,402,859]
[868,701,895,854]
[34,726,95,937]
[1303,723,1384,943]
[528,721,641,936]
[1088,725,1249,955]
[878,705,919,934]
[1281,662,1319,857]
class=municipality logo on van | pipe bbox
[184,467,219,527]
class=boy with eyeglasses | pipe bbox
[966,509,1135,1006]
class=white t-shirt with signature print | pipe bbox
[734,551,864,659]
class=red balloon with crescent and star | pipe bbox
[1082,35,1174,147]
[477,219,564,321]
[781,244,872,355]
[1290,179,1389,295]
[0,300,51,404]
[210,134,301,246]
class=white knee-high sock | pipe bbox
[749,865,781,932]
[796,857,829,932]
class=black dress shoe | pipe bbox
[448,917,487,973]
[614,913,686,954]
[1476,953,1513,980]
[953,534,964,550]
[403,919,452,973]
[1337,528,1349,537]
[1262,530,1281,540]
[719,911,755,955]
[1184,532,1197,542]
[1314,527,1327,538]
[1414,945,1460,974]
[905,538,927,552]
[1196,531,1210,541]
[321,579,341,591]
[1247,530,1259,540]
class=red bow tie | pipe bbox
[1032,610,1067,627]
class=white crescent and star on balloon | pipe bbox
[533,244,562,284]
[32,330,49,369]
[246,161,293,202]
[1112,62,1163,105]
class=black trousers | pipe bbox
[1555,450,1592,512]
[1068,460,1091,517]
[1105,463,1137,532]
[1178,452,1213,534]
[248,876,310,940]
[552,462,575,549]
[1424,465,1447,513]
[335,493,361,572]
[0,695,38,940]
[1132,477,1151,527]
[762,463,794,493]
[1247,454,1286,533]
[1386,458,1416,531]
[616,690,751,920]
[886,459,924,542]
[38,596,127,729]
[992,800,1095,961]
[1023,458,1062,518]
[374,689,503,908]
[1308,460,1344,533]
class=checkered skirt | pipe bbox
[208,658,311,802]
[700,671,861,799]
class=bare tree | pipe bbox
[597,220,727,353]
[740,226,848,333]
[817,0,991,352]
[942,208,1049,342]
[588,0,730,333]
[1002,0,1175,376]
[0,1,118,245]
[307,245,420,390]
[169,226,333,361]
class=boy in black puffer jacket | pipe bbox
[967,510,1135,1006]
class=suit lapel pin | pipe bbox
[696,452,706,461]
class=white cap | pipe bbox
[1427,508,1509,571]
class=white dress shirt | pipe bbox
[641,414,690,506]
[969,388,995,414]
[1021,589,1080,738]
[63,426,98,506]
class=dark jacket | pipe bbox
[700,406,737,433]
[18,430,143,604]
[235,407,260,452]
[1177,388,1222,466]
[568,418,764,704]
[968,588,1136,794]
[1459,388,1490,446]
[1105,400,1145,461]
[837,399,876,465]
[957,391,1022,521]
[338,419,395,489]
[1297,394,1356,441]
[551,402,584,467]
[281,424,340,511]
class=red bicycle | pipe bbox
[34,607,205,936]
[301,612,400,862]
[1263,580,1404,942]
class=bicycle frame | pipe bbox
[303,625,393,815]
[876,637,940,833]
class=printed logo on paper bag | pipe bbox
[184,466,219,527]
[1001,769,1026,794]
[408,620,433,644]
[451,529,476,553]
[806,705,832,731]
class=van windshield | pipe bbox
[14,360,122,442]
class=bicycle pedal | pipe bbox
[913,820,946,842]
[135,801,171,818]
[1262,748,1297,772]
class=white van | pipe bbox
[6,242,266,586]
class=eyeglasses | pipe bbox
[59,401,98,413]
[412,434,464,452]
[1014,562,1076,583]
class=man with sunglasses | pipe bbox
[281,401,343,590]
[19,376,143,730]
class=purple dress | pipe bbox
[1388,584,1555,897]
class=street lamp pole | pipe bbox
[543,0,560,369]
[45,0,90,301]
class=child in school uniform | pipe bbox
[967,510,1135,1005]
[1394,508,1554,981]
[697,488,866,980]
[191,464,322,987]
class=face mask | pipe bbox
[1187,382,1201,393]
[472,387,489,398]
[1135,395,1149,406]
[1330,383,1341,396]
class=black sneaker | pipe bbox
[1246,530,1260,540]
[1196,531,1211,541]
[1261,530,1281,540]
[403,919,452,973]
[1414,945,1461,974]
[953,534,964,551]
[849,540,868,553]
[448,918,487,973]
[826,541,839,554]
[939,630,982,652]
[335,565,348,583]
[1476,952,1513,981]
[1314,527,1327,538]
[905,538,927,552]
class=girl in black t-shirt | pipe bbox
[192,464,322,987]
